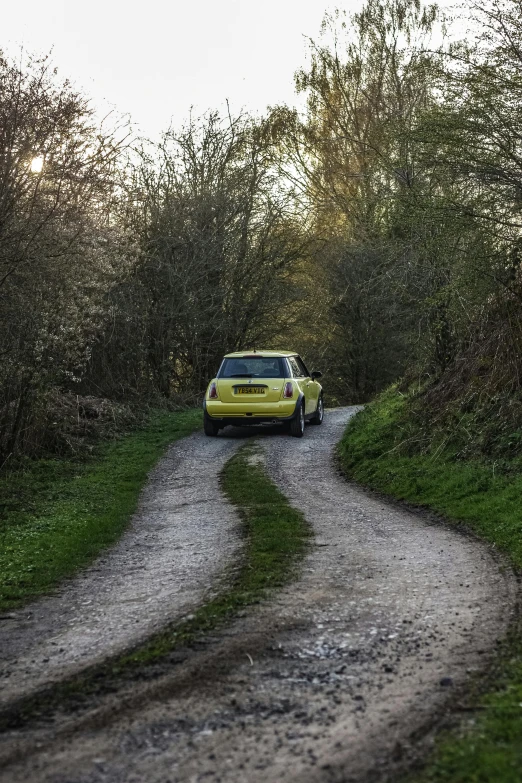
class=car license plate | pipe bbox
[236,387,266,394]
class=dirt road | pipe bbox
[0,408,516,782]
[0,433,242,704]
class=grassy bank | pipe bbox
[0,409,202,613]
[339,388,522,782]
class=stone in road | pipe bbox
[0,433,242,705]
[0,408,516,782]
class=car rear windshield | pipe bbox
[219,356,286,379]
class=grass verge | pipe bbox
[339,388,522,783]
[0,441,312,730]
[0,409,202,613]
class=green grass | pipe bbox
[339,388,522,783]
[339,389,522,568]
[0,409,202,613]
[0,441,312,730]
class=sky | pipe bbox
[4,0,465,140]
[3,0,348,139]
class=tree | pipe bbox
[409,0,522,397]
[0,52,130,459]
[269,0,445,399]
[85,111,305,401]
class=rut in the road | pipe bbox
[0,407,516,783]
[0,433,242,705]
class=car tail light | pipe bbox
[283,382,293,398]
[209,382,218,399]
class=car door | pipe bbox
[296,355,319,415]
[288,355,316,416]
[287,356,307,409]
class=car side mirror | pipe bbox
[311,371,323,380]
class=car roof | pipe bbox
[223,350,297,358]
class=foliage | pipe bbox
[83,112,306,404]
[0,54,308,463]
[4,0,522,452]
[0,51,132,462]
[269,0,448,400]
[266,0,522,404]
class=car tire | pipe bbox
[203,413,220,437]
[311,395,324,425]
[289,401,305,438]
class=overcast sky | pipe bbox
[4,0,465,139]
[4,0,351,139]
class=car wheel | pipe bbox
[203,413,220,437]
[311,395,324,425]
[289,402,305,438]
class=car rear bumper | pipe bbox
[203,396,302,425]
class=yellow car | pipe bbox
[203,351,323,437]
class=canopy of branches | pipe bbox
[2,0,522,460]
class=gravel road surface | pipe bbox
[0,408,516,782]
[0,433,242,705]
